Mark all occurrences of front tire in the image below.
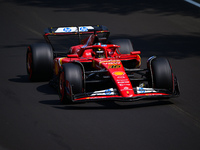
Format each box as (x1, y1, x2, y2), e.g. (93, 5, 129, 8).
(149, 57, 174, 92)
(59, 63, 84, 104)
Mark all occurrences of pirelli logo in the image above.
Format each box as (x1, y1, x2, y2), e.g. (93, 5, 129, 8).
(108, 65, 121, 69)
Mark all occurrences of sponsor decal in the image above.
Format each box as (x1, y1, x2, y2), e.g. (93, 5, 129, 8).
(116, 76, 125, 79)
(63, 27, 72, 32)
(138, 87, 145, 93)
(90, 88, 114, 96)
(112, 71, 125, 76)
(99, 60, 121, 65)
(120, 87, 132, 91)
(105, 89, 112, 95)
(108, 65, 121, 69)
(55, 27, 77, 33)
(117, 79, 128, 82)
(79, 26, 88, 32)
(101, 45, 107, 47)
(124, 87, 129, 90)
(85, 52, 91, 56)
(119, 84, 131, 86)
(79, 26, 94, 31)
(55, 26, 94, 33)
(136, 87, 156, 94)
(117, 81, 129, 84)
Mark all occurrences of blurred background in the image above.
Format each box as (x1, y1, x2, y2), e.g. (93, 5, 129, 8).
(0, 0, 200, 150)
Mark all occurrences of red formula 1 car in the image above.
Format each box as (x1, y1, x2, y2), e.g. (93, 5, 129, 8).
(26, 25, 180, 104)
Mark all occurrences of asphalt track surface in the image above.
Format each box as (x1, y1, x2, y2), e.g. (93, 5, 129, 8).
(0, 0, 200, 150)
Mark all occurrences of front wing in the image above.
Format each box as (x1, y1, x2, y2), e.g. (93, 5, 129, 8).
(72, 87, 179, 103)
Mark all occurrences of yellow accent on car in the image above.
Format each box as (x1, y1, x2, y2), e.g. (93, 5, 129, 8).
(113, 71, 125, 76)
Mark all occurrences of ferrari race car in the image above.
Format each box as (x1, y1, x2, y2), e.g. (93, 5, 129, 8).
(26, 25, 180, 104)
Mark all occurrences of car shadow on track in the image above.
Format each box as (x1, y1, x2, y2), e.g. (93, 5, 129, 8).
(9, 75, 173, 110)
(36, 81, 173, 110)
(9, 75, 58, 94)
(8, 75, 30, 83)
(39, 100, 173, 110)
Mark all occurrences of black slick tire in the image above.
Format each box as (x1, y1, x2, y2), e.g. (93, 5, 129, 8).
(26, 43, 53, 81)
(110, 39, 134, 54)
(150, 57, 174, 92)
(59, 63, 83, 104)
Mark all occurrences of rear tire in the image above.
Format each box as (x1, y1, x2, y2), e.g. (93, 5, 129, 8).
(150, 57, 174, 92)
(59, 63, 83, 104)
(110, 39, 134, 54)
(26, 43, 53, 81)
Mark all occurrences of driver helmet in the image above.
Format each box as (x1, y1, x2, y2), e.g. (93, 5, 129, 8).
(94, 48, 105, 58)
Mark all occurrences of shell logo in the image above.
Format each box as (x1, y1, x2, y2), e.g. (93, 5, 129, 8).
(112, 71, 125, 76)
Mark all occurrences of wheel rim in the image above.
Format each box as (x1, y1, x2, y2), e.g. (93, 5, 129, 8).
(59, 72, 65, 102)
(27, 48, 33, 79)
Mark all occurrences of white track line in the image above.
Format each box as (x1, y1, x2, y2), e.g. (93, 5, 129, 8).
(185, 0, 200, 7)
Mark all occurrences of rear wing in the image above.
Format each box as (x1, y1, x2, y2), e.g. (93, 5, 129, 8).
(44, 25, 109, 35)
(44, 25, 110, 48)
